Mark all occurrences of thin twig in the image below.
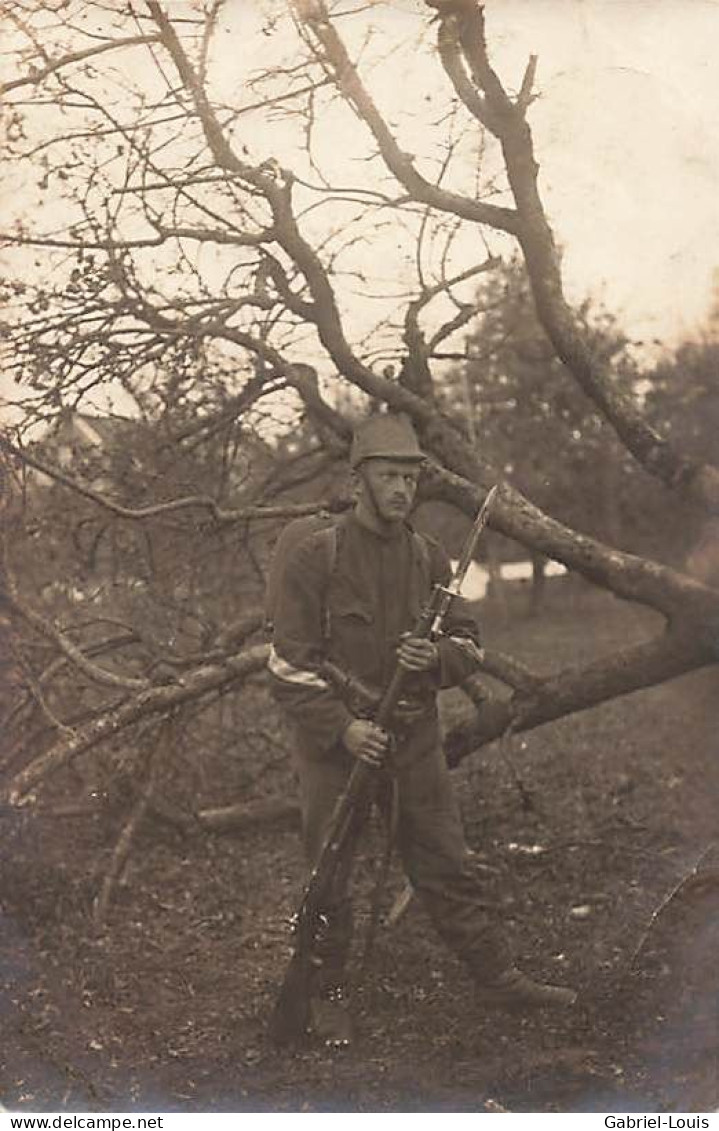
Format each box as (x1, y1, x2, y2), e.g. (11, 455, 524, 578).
(625, 843, 719, 973)
(2, 544, 148, 692)
(92, 722, 166, 926)
(2, 439, 343, 525)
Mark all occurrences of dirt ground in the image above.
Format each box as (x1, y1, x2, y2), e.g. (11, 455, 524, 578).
(1, 585, 717, 1113)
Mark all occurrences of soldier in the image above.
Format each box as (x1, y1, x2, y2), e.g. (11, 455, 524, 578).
(269, 413, 576, 1046)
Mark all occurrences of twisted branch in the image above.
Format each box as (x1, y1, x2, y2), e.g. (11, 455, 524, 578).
(6, 644, 270, 805)
(430, 0, 719, 513)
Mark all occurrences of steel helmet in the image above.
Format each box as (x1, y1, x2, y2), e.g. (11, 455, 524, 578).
(349, 413, 424, 469)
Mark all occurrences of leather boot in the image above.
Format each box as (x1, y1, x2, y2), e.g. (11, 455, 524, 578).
(307, 984, 355, 1049)
(476, 966, 577, 1011)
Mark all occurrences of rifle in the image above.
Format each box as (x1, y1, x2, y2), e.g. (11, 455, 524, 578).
(268, 486, 498, 1046)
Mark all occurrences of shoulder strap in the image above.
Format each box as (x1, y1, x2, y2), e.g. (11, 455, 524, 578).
(411, 529, 431, 578)
(265, 511, 337, 633)
(317, 522, 341, 642)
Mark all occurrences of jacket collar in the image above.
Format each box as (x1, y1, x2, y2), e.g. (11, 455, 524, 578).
(349, 507, 408, 542)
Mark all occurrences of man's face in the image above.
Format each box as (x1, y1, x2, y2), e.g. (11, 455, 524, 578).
(359, 458, 421, 523)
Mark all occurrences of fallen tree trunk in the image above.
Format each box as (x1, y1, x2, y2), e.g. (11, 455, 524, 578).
(446, 628, 714, 767)
(5, 644, 270, 805)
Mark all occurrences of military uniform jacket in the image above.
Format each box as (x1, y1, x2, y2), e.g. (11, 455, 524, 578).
(268, 511, 483, 760)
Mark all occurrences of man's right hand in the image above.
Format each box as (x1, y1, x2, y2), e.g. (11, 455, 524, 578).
(342, 719, 389, 767)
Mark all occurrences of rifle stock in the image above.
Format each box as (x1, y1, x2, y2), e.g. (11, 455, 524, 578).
(268, 758, 374, 1045)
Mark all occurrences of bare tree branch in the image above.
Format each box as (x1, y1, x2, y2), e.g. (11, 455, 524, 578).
(0, 34, 161, 96)
(421, 462, 719, 620)
(0, 225, 273, 251)
(6, 644, 270, 805)
(470, 650, 543, 693)
(291, 0, 519, 234)
(92, 723, 164, 925)
(3, 551, 149, 692)
(428, 0, 719, 513)
(516, 54, 538, 115)
(2, 440, 342, 525)
(446, 627, 712, 768)
(402, 258, 496, 397)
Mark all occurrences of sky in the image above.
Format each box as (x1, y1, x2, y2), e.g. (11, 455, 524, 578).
(208, 0, 719, 354)
(223, 0, 719, 352)
(351, 0, 719, 351)
(2, 0, 719, 423)
(488, 0, 719, 348)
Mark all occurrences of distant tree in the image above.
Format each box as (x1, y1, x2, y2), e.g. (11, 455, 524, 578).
(439, 255, 636, 548)
(646, 340, 719, 469)
(642, 328, 719, 578)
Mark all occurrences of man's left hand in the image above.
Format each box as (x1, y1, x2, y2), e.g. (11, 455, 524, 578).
(396, 633, 439, 673)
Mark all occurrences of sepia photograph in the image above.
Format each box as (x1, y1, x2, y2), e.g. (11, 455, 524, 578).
(1, 0, 717, 1116)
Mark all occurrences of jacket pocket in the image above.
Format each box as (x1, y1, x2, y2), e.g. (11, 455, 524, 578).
(328, 595, 376, 678)
(332, 598, 373, 624)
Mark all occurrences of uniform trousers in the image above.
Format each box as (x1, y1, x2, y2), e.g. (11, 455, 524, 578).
(293, 716, 510, 988)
